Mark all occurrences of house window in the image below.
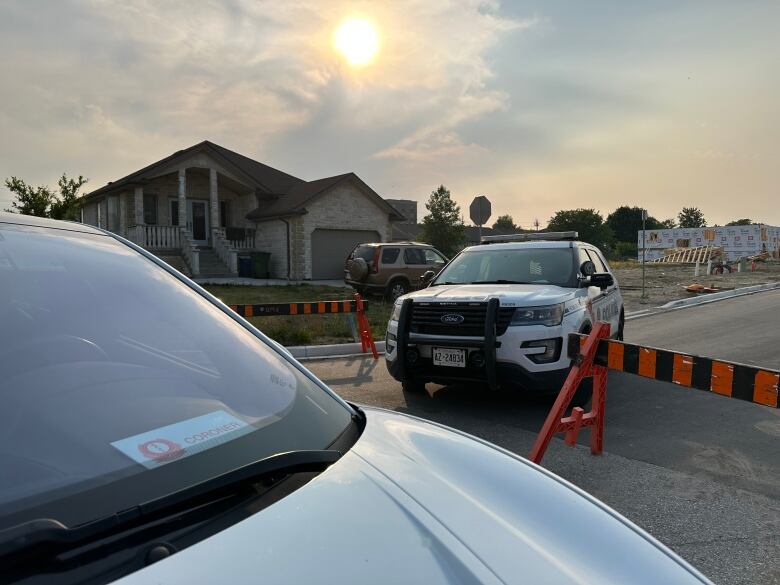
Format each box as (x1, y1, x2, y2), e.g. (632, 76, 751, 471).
(143, 194, 158, 225)
(220, 200, 229, 228)
(170, 200, 179, 226)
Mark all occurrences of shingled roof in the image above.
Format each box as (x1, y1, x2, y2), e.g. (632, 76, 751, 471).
(82, 140, 403, 222)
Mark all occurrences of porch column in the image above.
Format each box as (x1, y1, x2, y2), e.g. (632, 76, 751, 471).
(209, 168, 219, 232)
(178, 168, 187, 229)
(119, 192, 127, 236)
(134, 186, 144, 225)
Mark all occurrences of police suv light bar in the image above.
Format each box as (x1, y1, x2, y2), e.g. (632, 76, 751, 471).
(480, 231, 579, 244)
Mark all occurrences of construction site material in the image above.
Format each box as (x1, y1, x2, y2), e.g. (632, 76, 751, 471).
(649, 245, 721, 264)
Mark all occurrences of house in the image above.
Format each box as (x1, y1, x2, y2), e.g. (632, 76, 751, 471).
(637, 224, 780, 261)
(78, 141, 403, 279)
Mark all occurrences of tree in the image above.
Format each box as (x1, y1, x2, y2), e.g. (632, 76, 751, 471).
(50, 174, 88, 220)
(419, 185, 465, 257)
(726, 218, 752, 226)
(658, 218, 676, 229)
(491, 214, 517, 231)
(4, 173, 87, 219)
(605, 206, 662, 243)
(546, 208, 613, 250)
(4, 177, 55, 217)
(677, 207, 706, 228)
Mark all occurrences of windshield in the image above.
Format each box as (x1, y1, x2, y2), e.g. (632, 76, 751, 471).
(433, 247, 577, 288)
(0, 222, 354, 530)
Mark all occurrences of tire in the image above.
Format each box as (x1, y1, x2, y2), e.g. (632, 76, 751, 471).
(349, 258, 369, 281)
(616, 310, 625, 341)
(402, 379, 427, 394)
(386, 278, 410, 301)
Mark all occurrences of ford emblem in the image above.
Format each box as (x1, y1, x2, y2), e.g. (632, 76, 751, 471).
(441, 314, 465, 325)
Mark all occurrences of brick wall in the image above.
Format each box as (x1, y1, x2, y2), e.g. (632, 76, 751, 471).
(291, 183, 391, 279)
(253, 219, 289, 278)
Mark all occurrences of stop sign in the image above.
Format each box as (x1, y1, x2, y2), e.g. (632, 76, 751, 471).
(469, 196, 491, 226)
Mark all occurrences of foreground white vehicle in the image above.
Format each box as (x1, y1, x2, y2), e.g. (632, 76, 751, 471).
(386, 233, 624, 397)
(1, 216, 708, 585)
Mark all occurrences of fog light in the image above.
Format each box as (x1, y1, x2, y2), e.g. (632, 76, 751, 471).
(468, 350, 486, 368)
(405, 347, 420, 364)
(521, 338, 562, 364)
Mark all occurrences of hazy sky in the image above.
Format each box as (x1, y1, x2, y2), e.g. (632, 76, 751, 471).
(1, 0, 777, 227)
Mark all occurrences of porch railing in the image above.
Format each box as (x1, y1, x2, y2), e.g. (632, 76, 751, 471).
(133, 224, 181, 249)
(212, 228, 239, 275)
(181, 229, 200, 276)
(223, 227, 256, 250)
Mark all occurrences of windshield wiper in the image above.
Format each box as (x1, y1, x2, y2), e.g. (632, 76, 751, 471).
(469, 280, 528, 285)
(429, 281, 457, 286)
(0, 449, 340, 561)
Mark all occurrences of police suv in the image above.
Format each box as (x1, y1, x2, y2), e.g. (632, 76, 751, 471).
(385, 232, 624, 398)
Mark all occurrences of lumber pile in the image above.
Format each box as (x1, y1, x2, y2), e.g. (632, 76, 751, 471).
(650, 245, 722, 264)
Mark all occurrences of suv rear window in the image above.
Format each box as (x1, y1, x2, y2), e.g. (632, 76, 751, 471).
(381, 248, 400, 264)
(351, 245, 375, 261)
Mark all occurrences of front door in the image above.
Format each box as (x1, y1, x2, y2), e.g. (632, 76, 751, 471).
(187, 201, 209, 246)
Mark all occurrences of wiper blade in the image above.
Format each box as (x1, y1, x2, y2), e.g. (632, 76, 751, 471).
(429, 281, 457, 286)
(0, 449, 340, 560)
(469, 280, 527, 285)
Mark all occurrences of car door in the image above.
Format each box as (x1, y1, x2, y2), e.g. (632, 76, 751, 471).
(585, 247, 621, 333)
(423, 248, 447, 275)
(403, 247, 429, 286)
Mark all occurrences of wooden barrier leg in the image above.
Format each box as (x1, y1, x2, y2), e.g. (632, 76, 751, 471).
(590, 364, 607, 455)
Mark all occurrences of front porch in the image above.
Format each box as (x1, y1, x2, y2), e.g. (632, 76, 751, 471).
(117, 166, 265, 277)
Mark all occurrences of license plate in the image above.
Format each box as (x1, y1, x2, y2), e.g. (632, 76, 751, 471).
(432, 347, 466, 368)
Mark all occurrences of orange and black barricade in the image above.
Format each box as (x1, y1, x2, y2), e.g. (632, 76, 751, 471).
(230, 293, 379, 359)
(530, 324, 779, 465)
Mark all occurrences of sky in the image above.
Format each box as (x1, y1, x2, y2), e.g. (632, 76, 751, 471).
(1, 0, 778, 228)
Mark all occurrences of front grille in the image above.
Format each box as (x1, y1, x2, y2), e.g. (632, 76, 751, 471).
(410, 302, 515, 337)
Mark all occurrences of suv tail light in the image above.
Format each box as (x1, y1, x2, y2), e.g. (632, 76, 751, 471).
(370, 247, 381, 274)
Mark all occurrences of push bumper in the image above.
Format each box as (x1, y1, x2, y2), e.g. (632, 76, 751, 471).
(387, 297, 569, 392)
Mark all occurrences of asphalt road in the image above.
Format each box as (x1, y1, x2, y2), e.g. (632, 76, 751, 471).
(306, 290, 780, 585)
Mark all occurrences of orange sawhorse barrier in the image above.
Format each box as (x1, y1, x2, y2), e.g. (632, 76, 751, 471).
(528, 322, 611, 464)
(354, 293, 379, 359)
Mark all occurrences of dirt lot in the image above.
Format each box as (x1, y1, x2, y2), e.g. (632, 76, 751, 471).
(614, 260, 780, 312)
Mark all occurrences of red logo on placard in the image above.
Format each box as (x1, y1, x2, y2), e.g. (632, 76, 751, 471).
(138, 438, 183, 462)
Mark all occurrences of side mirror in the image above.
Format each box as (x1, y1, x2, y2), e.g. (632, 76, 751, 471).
(421, 270, 436, 285)
(589, 272, 614, 290)
(580, 260, 596, 277)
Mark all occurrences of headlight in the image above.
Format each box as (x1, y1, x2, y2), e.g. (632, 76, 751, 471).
(391, 300, 403, 321)
(510, 303, 564, 327)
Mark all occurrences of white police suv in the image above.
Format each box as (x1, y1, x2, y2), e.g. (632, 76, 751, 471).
(385, 232, 624, 398)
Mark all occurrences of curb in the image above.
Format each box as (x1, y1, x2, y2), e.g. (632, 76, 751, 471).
(288, 341, 386, 360)
(659, 282, 780, 310)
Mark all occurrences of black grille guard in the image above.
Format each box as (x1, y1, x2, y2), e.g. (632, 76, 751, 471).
(396, 297, 501, 390)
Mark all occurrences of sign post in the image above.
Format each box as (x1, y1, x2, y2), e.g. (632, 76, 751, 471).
(641, 209, 647, 300)
(469, 196, 492, 239)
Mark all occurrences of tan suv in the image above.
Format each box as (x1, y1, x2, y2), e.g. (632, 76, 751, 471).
(344, 242, 448, 299)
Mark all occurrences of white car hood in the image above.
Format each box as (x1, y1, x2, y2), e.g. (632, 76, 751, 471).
(116, 408, 709, 585)
(403, 283, 576, 306)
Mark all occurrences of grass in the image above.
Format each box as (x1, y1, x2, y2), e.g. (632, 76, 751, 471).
(203, 284, 392, 346)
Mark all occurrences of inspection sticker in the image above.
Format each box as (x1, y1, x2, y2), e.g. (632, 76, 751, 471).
(111, 410, 253, 469)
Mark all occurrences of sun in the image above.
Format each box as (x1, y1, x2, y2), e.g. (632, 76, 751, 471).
(333, 18, 379, 66)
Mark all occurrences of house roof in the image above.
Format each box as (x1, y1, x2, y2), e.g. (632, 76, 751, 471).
(246, 172, 405, 222)
(82, 140, 404, 222)
(83, 140, 305, 200)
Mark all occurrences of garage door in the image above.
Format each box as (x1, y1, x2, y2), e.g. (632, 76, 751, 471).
(311, 229, 380, 279)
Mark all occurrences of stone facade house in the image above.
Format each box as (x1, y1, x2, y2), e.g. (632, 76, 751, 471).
(78, 141, 403, 279)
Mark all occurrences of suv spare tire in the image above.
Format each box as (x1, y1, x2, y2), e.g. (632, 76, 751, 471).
(349, 257, 369, 281)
